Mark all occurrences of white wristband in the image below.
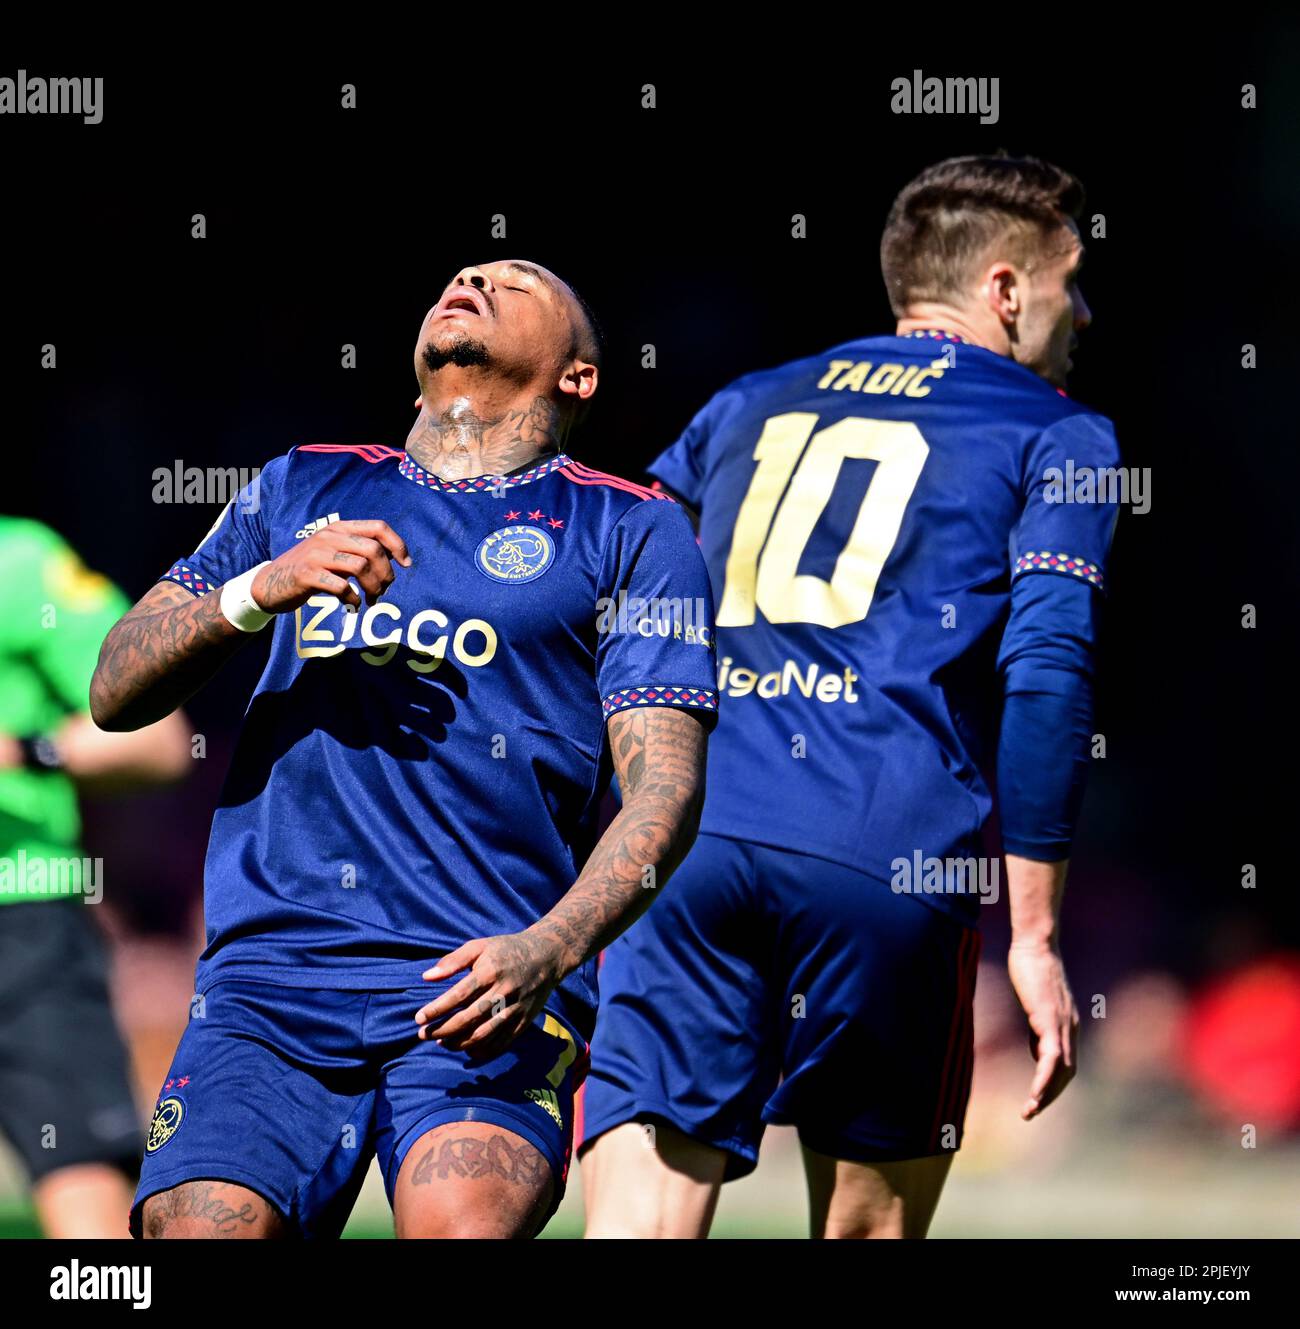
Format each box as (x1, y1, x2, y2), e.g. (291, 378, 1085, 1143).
(220, 562, 274, 632)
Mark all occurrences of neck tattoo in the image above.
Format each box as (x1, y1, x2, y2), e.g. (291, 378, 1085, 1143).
(405, 395, 561, 481)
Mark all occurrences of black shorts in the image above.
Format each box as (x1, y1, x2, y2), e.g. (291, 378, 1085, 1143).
(0, 901, 142, 1182)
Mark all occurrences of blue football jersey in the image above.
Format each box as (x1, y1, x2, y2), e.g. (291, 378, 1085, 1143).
(159, 446, 719, 1041)
(649, 333, 1120, 924)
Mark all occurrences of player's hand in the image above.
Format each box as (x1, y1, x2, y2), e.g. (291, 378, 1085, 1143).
(1006, 939, 1078, 1121)
(414, 929, 566, 1060)
(250, 520, 412, 614)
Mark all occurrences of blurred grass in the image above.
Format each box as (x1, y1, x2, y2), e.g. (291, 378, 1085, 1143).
(0, 1201, 789, 1240)
(0, 1202, 40, 1240)
(5, 1121, 1297, 1239)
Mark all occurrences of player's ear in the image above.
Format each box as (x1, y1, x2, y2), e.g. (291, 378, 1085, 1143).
(982, 262, 1019, 324)
(558, 359, 598, 406)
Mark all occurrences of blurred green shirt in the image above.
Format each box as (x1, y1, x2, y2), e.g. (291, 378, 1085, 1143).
(0, 517, 130, 901)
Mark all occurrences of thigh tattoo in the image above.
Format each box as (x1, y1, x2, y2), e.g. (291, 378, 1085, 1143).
(410, 1133, 548, 1187)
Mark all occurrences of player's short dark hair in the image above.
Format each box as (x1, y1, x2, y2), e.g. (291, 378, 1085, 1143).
(880, 153, 1085, 317)
(566, 282, 605, 372)
(555, 276, 604, 434)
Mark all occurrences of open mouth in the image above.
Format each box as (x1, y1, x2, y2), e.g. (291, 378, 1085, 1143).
(438, 289, 489, 319)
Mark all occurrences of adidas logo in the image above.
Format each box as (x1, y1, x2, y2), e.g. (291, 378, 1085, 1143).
(525, 1087, 562, 1126)
(295, 513, 341, 539)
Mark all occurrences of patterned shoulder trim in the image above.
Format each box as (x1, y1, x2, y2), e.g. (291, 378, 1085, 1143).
(159, 562, 217, 597)
(602, 685, 718, 719)
(1014, 551, 1104, 591)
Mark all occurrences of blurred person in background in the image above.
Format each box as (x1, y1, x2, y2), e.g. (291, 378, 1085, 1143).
(0, 516, 191, 1237)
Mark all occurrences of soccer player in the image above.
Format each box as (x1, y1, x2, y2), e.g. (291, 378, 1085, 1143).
(580, 155, 1121, 1238)
(0, 518, 191, 1237)
(90, 261, 716, 1239)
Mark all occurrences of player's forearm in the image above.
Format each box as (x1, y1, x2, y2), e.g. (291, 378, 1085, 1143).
(529, 784, 704, 976)
(1005, 853, 1068, 949)
(90, 588, 247, 732)
(996, 573, 1100, 860)
(529, 709, 707, 975)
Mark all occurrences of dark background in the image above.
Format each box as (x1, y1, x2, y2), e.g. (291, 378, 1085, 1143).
(3, 44, 1294, 996)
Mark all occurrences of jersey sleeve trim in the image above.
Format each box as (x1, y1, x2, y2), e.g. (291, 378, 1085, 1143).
(158, 561, 218, 597)
(601, 685, 718, 720)
(1013, 550, 1104, 592)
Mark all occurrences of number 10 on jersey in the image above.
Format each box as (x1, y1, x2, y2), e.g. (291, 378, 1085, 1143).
(716, 413, 929, 629)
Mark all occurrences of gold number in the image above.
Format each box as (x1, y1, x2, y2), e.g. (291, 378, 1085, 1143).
(541, 1014, 577, 1087)
(716, 413, 817, 625)
(716, 414, 929, 629)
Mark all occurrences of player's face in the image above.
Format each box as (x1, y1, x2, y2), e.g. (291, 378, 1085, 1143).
(416, 260, 578, 383)
(1020, 221, 1090, 387)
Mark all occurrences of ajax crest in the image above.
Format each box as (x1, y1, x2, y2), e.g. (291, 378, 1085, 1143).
(145, 1095, 185, 1154)
(476, 525, 555, 583)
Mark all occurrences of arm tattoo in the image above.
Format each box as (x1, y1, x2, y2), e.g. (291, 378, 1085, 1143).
(614, 711, 647, 796)
(90, 580, 250, 731)
(531, 707, 707, 973)
(256, 559, 306, 606)
(405, 396, 560, 482)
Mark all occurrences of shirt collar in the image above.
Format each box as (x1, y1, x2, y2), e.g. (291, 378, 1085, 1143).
(397, 451, 571, 494)
(899, 328, 970, 344)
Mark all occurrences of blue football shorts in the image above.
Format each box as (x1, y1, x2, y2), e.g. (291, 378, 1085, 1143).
(130, 978, 588, 1237)
(581, 832, 981, 1177)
